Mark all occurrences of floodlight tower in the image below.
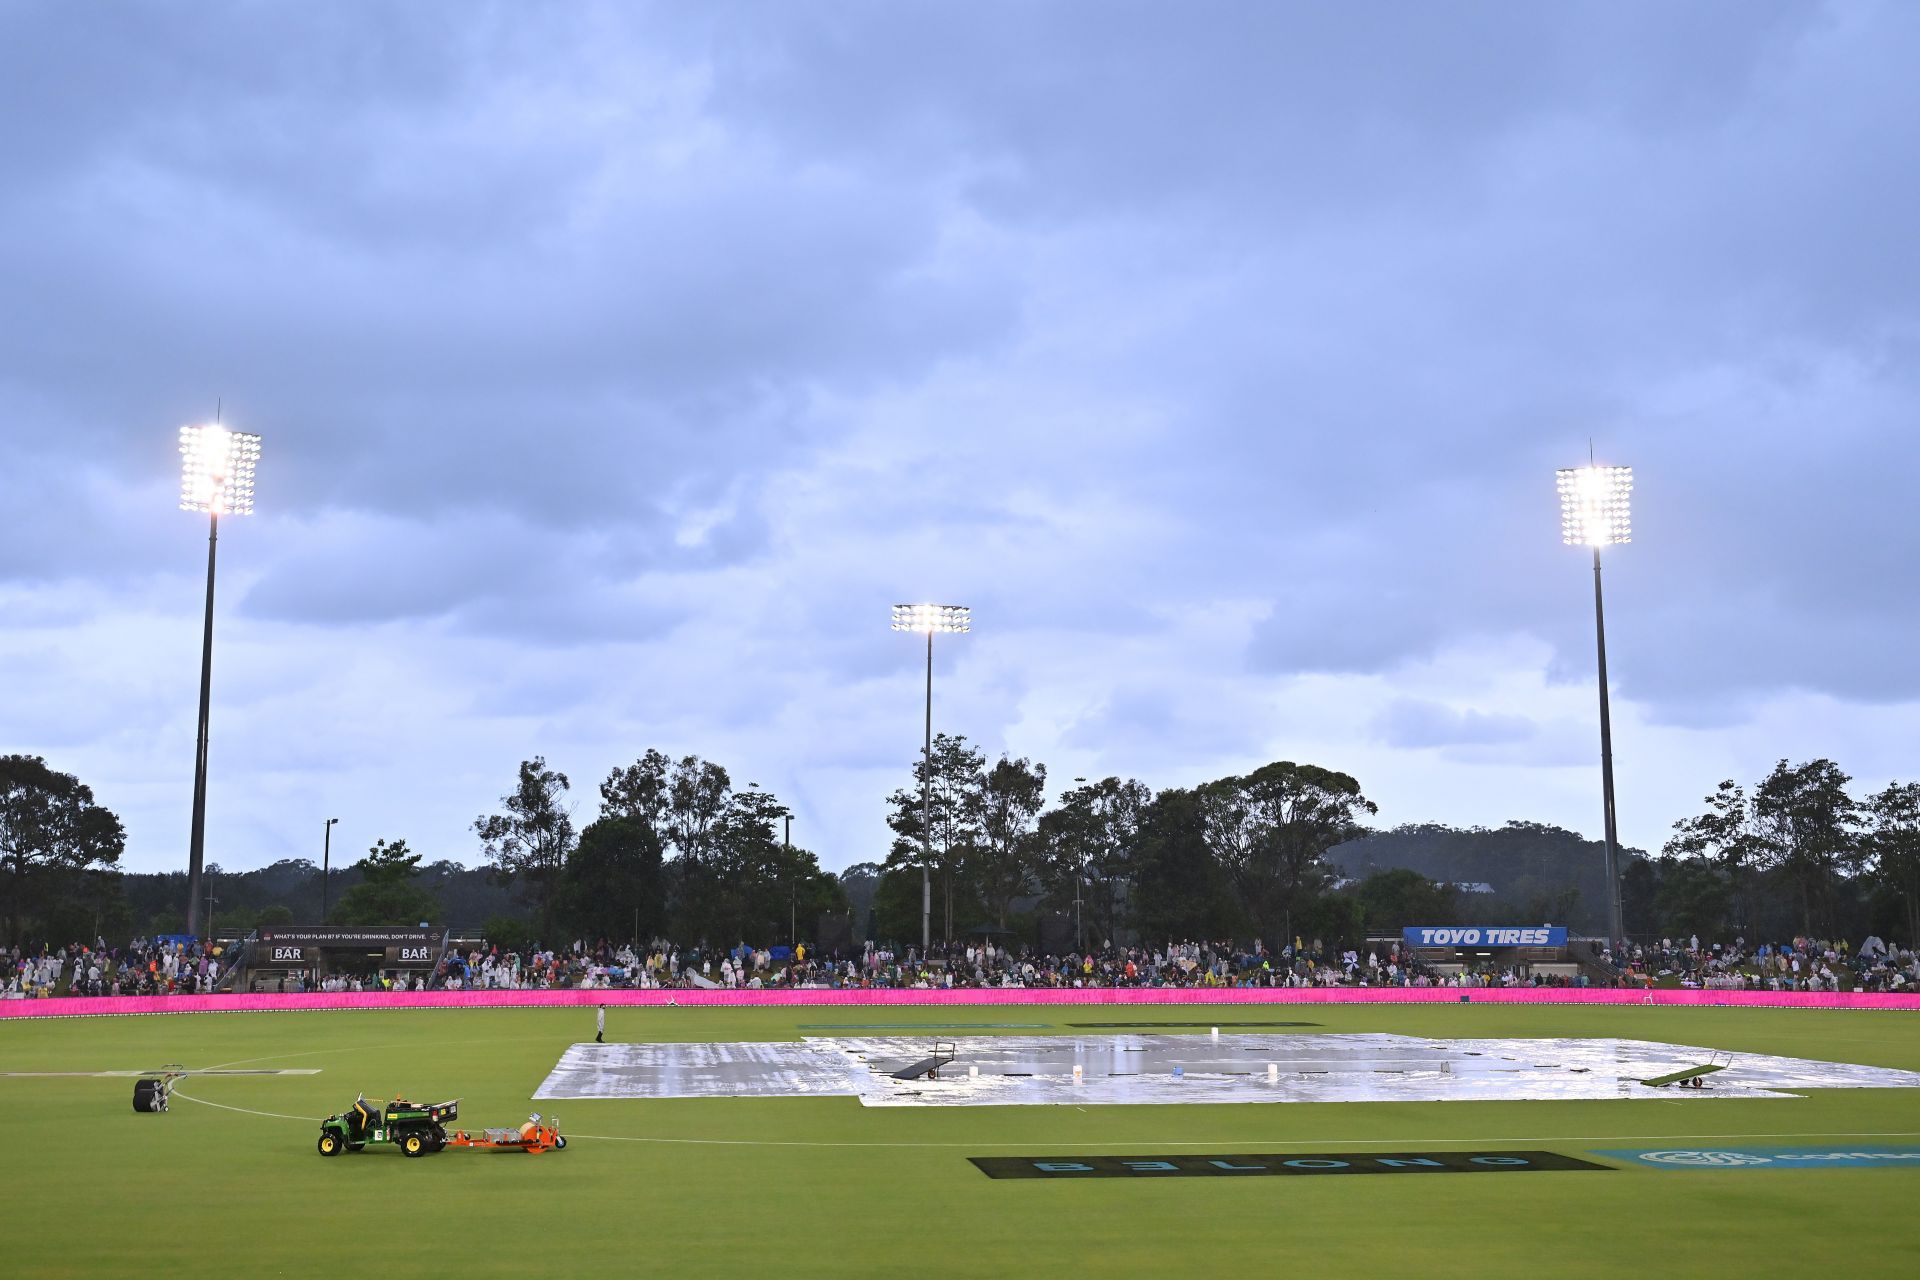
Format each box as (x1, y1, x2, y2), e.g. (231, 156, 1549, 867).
(891, 603, 971, 954)
(1067, 776, 1094, 951)
(1557, 464, 1631, 947)
(179, 423, 261, 937)
(322, 817, 340, 921)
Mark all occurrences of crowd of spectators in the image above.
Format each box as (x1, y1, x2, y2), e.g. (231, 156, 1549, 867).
(421, 936, 1544, 991)
(438, 943, 582, 991)
(3, 937, 225, 998)
(7, 928, 1918, 998)
(1603, 934, 1919, 994)
(810, 939, 1468, 990)
(425, 936, 1461, 991)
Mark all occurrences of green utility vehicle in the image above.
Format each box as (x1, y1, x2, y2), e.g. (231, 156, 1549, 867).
(316, 1095, 458, 1157)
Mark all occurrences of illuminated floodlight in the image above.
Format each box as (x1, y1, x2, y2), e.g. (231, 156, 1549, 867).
(891, 603, 971, 634)
(1557, 465, 1631, 547)
(177, 418, 263, 937)
(179, 425, 262, 516)
(1554, 459, 1633, 946)
(891, 600, 973, 952)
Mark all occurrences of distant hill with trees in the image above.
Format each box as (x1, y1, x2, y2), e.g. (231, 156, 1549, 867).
(1326, 821, 1640, 935)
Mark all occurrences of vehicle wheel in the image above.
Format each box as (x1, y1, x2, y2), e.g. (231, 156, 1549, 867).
(555, 1136, 567, 1150)
(401, 1133, 426, 1158)
(318, 1134, 342, 1157)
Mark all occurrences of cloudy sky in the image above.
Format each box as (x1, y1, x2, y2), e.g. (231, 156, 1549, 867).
(5, 1, 1918, 877)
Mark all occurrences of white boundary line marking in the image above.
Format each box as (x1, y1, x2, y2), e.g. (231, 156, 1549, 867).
(0, 1069, 320, 1078)
(168, 1090, 1920, 1159)
(560, 1128, 1920, 1150)
(172, 1090, 1912, 1159)
(171, 1089, 320, 1122)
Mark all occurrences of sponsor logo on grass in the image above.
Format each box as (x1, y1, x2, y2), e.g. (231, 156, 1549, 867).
(971, 1151, 1609, 1179)
(1637, 1150, 1775, 1167)
(1597, 1146, 1920, 1170)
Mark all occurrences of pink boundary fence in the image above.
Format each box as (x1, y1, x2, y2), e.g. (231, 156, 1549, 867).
(4, 987, 1918, 1018)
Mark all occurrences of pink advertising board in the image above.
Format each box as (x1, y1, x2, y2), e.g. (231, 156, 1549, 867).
(4, 986, 1917, 1018)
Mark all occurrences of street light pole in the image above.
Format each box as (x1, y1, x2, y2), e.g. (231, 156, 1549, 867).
(1558, 463, 1632, 947)
(892, 604, 970, 956)
(178, 424, 260, 937)
(785, 813, 795, 948)
(322, 817, 340, 921)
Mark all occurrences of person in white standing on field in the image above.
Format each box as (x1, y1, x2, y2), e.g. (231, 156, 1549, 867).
(596, 1004, 606, 1044)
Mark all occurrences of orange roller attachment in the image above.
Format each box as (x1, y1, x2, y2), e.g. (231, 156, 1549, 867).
(445, 1114, 566, 1153)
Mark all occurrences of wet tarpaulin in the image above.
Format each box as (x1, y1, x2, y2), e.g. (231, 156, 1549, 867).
(1063, 1021, 1321, 1028)
(531, 1033, 1920, 1108)
(535, 1038, 860, 1100)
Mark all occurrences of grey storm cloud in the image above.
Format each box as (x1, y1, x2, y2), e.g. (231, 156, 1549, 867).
(3, 0, 1919, 873)
(1372, 698, 1537, 751)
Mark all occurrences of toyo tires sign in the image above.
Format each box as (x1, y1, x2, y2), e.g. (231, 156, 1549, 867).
(1403, 927, 1568, 947)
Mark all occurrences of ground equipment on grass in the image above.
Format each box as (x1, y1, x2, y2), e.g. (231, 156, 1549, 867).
(102, 1064, 319, 1114)
(316, 1095, 459, 1157)
(1640, 1050, 1734, 1089)
(892, 1039, 957, 1080)
(133, 1066, 187, 1113)
(445, 1113, 567, 1153)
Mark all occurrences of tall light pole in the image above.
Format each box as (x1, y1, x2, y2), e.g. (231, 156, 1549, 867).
(322, 817, 340, 921)
(891, 603, 970, 954)
(1557, 463, 1631, 946)
(179, 423, 261, 937)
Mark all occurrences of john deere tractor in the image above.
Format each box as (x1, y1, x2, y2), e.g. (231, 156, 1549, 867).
(316, 1095, 458, 1158)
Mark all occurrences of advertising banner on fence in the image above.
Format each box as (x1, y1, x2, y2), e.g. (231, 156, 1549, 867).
(253, 927, 444, 966)
(1402, 926, 1568, 948)
(7, 987, 1918, 1018)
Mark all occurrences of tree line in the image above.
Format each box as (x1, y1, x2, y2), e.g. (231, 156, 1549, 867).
(1648, 758, 1919, 945)
(856, 737, 1380, 952)
(845, 738, 1659, 948)
(6, 746, 1916, 950)
(2, 747, 851, 949)
(813, 744, 1919, 950)
(1, 755, 127, 945)
(471, 751, 846, 949)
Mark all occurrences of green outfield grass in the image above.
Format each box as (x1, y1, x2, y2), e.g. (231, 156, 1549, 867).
(3, 1003, 1918, 1277)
